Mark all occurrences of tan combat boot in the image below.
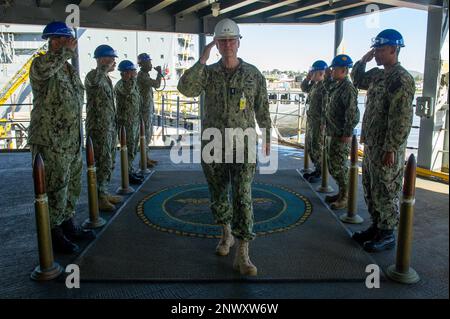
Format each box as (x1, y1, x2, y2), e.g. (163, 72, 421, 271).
(325, 192, 340, 204)
(233, 240, 257, 276)
(146, 158, 155, 168)
(98, 195, 116, 212)
(215, 224, 235, 256)
(106, 194, 123, 205)
(330, 191, 348, 210)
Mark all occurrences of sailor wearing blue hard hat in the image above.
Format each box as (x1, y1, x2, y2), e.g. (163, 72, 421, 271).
(301, 59, 329, 183)
(136, 52, 162, 168)
(329, 54, 353, 82)
(350, 29, 416, 253)
(28, 21, 95, 254)
(41, 21, 77, 53)
(93, 44, 118, 72)
(84, 44, 121, 212)
(362, 29, 405, 67)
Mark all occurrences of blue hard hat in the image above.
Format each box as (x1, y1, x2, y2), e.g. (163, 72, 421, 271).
(330, 54, 353, 68)
(42, 21, 75, 40)
(137, 53, 151, 63)
(311, 60, 328, 71)
(118, 60, 137, 72)
(94, 44, 118, 59)
(371, 29, 405, 48)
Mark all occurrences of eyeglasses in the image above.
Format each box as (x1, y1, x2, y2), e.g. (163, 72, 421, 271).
(217, 38, 238, 44)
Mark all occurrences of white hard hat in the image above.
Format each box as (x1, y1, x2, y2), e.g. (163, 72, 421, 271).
(214, 18, 241, 40)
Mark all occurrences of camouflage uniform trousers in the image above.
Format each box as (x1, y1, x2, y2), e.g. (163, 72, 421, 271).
(306, 119, 324, 172)
(362, 144, 405, 230)
(201, 161, 257, 241)
(141, 109, 153, 155)
(31, 144, 82, 228)
(121, 122, 139, 174)
(326, 136, 351, 194)
(87, 129, 117, 196)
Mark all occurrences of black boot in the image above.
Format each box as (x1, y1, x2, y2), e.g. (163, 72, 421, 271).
(61, 218, 96, 242)
(303, 171, 313, 179)
(363, 229, 396, 253)
(51, 226, 79, 254)
(134, 171, 145, 178)
(129, 173, 144, 185)
(352, 224, 378, 245)
(307, 170, 322, 183)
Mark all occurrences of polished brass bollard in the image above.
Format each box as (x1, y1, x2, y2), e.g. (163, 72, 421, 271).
(31, 153, 63, 281)
(83, 137, 106, 229)
(138, 120, 150, 175)
(317, 136, 334, 193)
(386, 154, 420, 284)
(340, 135, 364, 224)
(116, 126, 135, 195)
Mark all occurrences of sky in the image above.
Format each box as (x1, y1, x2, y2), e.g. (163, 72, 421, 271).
(207, 7, 449, 74)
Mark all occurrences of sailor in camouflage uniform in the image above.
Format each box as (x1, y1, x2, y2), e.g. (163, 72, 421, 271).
(301, 60, 328, 183)
(29, 22, 94, 254)
(85, 44, 122, 212)
(137, 53, 162, 168)
(178, 19, 271, 276)
(351, 29, 415, 252)
(323, 54, 359, 210)
(115, 60, 144, 185)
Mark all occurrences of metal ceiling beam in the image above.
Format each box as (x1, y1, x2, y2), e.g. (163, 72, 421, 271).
(197, 0, 261, 17)
(370, 0, 443, 11)
(234, 0, 301, 19)
(236, 14, 331, 24)
(297, 0, 370, 19)
(318, 3, 395, 22)
(173, 0, 211, 16)
(228, 0, 293, 19)
(78, 0, 96, 9)
(36, 0, 54, 7)
(111, 0, 136, 11)
(145, 0, 178, 14)
(267, 0, 343, 19)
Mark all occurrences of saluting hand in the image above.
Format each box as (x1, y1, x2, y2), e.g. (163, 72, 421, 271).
(361, 49, 375, 63)
(199, 40, 217, 65)
(65, 38, 78, 52)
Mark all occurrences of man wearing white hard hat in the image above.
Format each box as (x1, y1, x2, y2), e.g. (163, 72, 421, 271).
(178, 18, 272, 276)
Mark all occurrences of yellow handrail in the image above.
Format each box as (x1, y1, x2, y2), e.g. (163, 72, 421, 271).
(0, 48, 46, 106)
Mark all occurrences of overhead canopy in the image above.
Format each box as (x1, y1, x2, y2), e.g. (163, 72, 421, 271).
(0, 0, 445, 34)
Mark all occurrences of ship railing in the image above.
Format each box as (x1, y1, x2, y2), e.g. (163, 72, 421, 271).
(0, 96, 202, 151)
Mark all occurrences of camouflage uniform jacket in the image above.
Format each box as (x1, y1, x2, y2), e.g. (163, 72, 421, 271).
(301, 79, 327, 125)
(85, 65, 116, 134)
(177, 59, 271, 144)
(351, 61, 415, 152)
(28, 48, 84, 151)
(115, 78, 141, 129)
(324, 77, 359, 137)
(137, 70, 161, 115)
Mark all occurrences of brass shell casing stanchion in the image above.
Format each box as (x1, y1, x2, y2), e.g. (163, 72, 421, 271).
(83, 137, 106, 229)
(340, 135, 364, 224)
(317, 136, 334, 193)
(138, 120, 150, 175)
(116, 126, 135, 195)
(386, 154, 420, 284)
(31, 154, 63, 281)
